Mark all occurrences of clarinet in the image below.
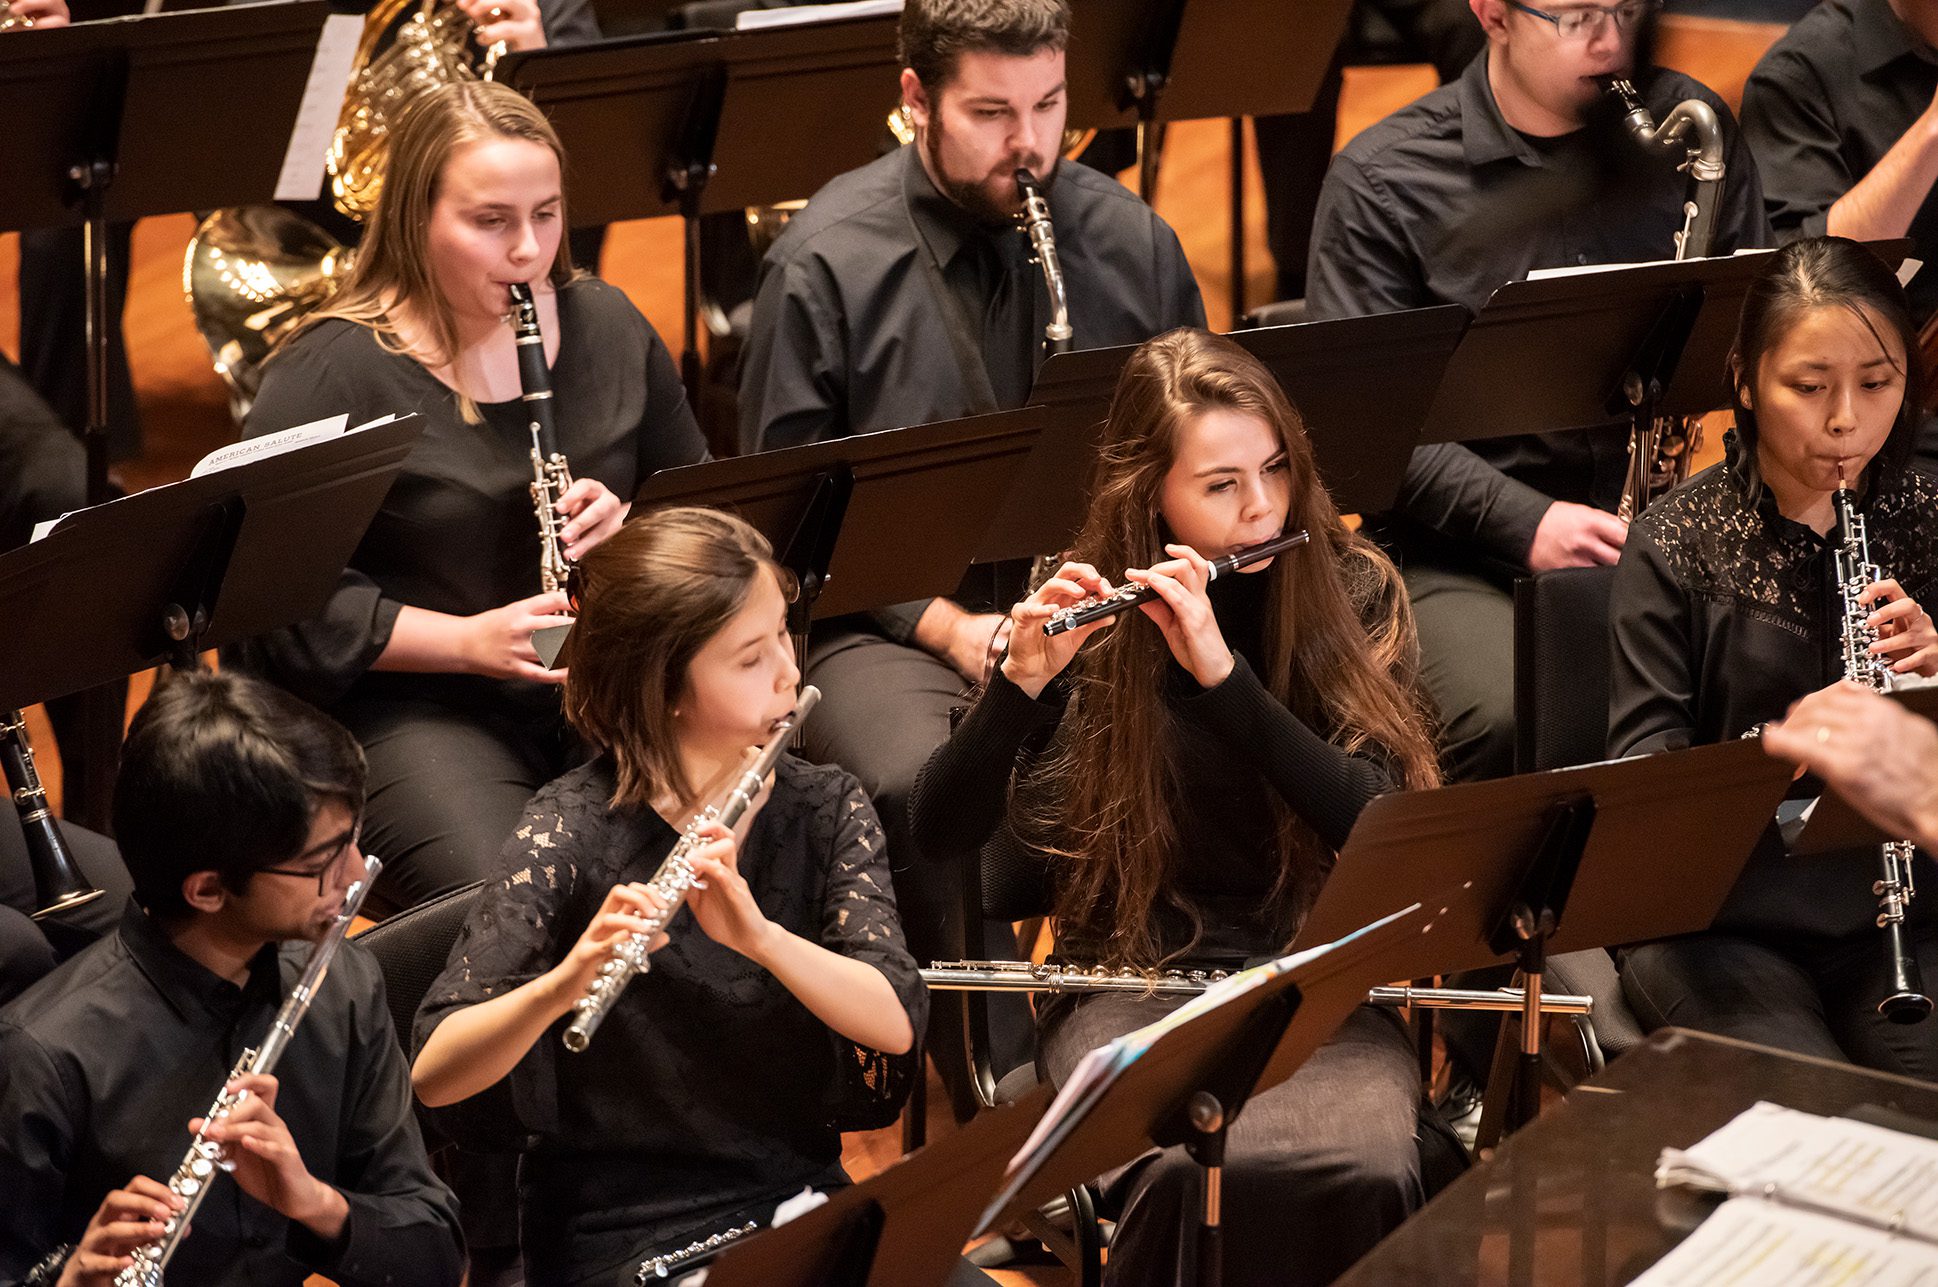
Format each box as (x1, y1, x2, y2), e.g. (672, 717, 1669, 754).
(1830, 476, 1933, 1024)
(1014, 167, 1072, 358)
(1603, 77, 1726, 521)
(1042, 530, 1310, 637)
(116, 855, 381, 1287)
(0, 710, 103, 918)
(508, 282, 574, 595)
(563, 687, 822, 1052)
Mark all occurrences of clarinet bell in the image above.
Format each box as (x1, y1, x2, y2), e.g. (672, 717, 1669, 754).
(32, 858, 105, 920)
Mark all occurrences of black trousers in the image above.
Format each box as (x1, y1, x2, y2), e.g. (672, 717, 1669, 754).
(1621, 928, 1938, 1081)
(1039, 996, 1424, 1287)
(1404, 562, 1516, 785)
(801, 625, 1034, 1120)
(338, 696, 581, 913)
(17, 224, 141, 463)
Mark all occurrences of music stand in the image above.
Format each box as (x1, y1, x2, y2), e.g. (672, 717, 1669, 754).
(632, 407, 1052, 660)
(1292, 737, 1798, 1138)
(0, 417, 424, 713)
(0, 2, 329, 505)
(498, 14, 901, 401)
(1782, 685, 1938, 857)
(985, 305, 1469, 562)
(696, 1085, 1053, 1287)
(1060, 0, 1354, 200)
(974, 904, 1442, 1287)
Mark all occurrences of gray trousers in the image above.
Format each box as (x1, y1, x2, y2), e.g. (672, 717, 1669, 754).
(1039, 996, 1424, 1287)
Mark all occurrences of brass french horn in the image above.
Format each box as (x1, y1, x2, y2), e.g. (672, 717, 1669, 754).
(184, 0, 506, 417)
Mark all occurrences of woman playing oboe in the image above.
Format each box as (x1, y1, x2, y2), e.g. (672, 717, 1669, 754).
(1610, 236, 1938, 1076)
(411, 507, 926, 1287)
(910, 327, 1441, 1287)
(227, 81, 706, 910)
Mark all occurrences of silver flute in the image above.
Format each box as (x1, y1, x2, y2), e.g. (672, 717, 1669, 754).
(563, 687, 822, 1052)
(635, 1221, 759, 1282)
(1831, 476, 1932, 1024)
(1042, 530, 1311, 637)
(921, 960, 1592, 1015)
(508, 282, 574, 595)
(117, 855, 381, 1287)
(1014, 167, 1072, 358)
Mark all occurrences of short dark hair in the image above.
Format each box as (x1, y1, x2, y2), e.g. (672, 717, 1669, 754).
(899, 0, 1070, 92)
(114, 670, 367, 920)
(561, 506, 795, 812)
(1729, 237, 1925, 503)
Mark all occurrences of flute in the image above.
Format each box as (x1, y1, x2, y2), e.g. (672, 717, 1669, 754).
(1042, 530, 1311, 637)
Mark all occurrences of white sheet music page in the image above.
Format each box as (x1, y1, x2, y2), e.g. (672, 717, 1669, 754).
(1657, 1101, 1938, 1243)
(274, 13, 364, 203)
(1632, 1196, 1938, 1287)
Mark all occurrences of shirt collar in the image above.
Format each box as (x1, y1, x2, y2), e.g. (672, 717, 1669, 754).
(1854, 1, 1933, 76)
(1459, 48, 1548, 169)
(118, 896, 284, 1023)
(901, 141, 1006, 270)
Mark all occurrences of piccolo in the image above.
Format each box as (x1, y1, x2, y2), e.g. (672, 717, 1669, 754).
(1042, 529, 1311, 637)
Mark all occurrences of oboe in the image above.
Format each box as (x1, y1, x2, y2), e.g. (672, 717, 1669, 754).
(0, 710, 103, 918)
(1830, 474, 1933, 1024)
(563, 687, 822, 1052)
(920, 960, 1592, 1015)
(117, 855, 381, 1287)
(508, 282, 574, 595)
(1014, 167, 1072, 358)
(1042, 530, 1311, 637)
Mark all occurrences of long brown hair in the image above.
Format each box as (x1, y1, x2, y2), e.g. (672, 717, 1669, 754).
(279, 81, 580, 420)
(1033, 328, 1439, 967)
(562, 507, 796, 813)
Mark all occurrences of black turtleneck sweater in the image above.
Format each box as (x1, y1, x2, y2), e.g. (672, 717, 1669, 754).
(908, 567, 1401, 967)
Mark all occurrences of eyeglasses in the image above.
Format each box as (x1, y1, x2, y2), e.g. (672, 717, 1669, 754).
(260, 823, 361, 896)
(1505, 0, 1658, 40)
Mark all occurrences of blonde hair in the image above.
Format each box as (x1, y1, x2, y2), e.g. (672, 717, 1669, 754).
(279, 81, 580, 421)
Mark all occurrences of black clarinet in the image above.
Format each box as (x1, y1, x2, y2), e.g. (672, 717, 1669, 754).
(508, 282, 574, 596)
(0, 710, 103, 919)
(1042, 530, 1311, 636)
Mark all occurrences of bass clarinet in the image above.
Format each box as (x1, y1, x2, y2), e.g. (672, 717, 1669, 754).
(1015, 167, 1072, 358)
(508, 281, 574, 595)
(1603, 76, 1726, 520)
(1830, 472, 1932, 1024)
(563, 687, 822, 1052)
(116, 855, 381, 1287)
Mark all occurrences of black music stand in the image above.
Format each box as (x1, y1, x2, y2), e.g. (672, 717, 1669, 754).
(972, 904, 1441, 1287)
(632, 406, 1053, 661)
(1782, 685, 1938, 857)
(987, 306, 1470, 559)
(0, 2, 329, 504)
(696, 1085, 1052, 1287)
(498, 13, 900, 401)
(1292, 737, 1798, 1139)
(0, 418, 423, 714)
(1060, 0, 1354, 201)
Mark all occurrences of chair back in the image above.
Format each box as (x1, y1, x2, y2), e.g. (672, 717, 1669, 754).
(354, 881, 485, 1055)
(1512, 564, 1618, 773)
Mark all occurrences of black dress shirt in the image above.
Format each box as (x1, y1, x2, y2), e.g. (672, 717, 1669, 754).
(1307, 52, 1771, 572)
(1607, 454, 1938, 939)
(1741, 0, 1938, 321)
(226, 279, 707, 717)
(908, 564, 1404, 969)
(739, 145, 1204, 640)
(413, 755, 925, 1287)
(0, 901, 462, 1287)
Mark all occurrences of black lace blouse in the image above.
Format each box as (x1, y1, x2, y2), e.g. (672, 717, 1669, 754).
(412, 754, 925, 1287)
(1608, 453, 1938, 938)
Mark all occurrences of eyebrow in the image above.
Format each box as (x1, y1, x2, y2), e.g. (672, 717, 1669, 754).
(1193, 451, 1287, 479)
(466, 196, 562, 212)
(293, 826, 357, 863)
(963, 82, 1066, 108)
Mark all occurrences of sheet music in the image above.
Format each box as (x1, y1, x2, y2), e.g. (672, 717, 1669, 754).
(1631, 1197, 1938, 1287)
(1525, 247, 1773, 281)
(274, 13, 363, 203)
(190, 414, 349, 478)
(735, 0, 902, 29)
(1658, 1101, 1938, 1244)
